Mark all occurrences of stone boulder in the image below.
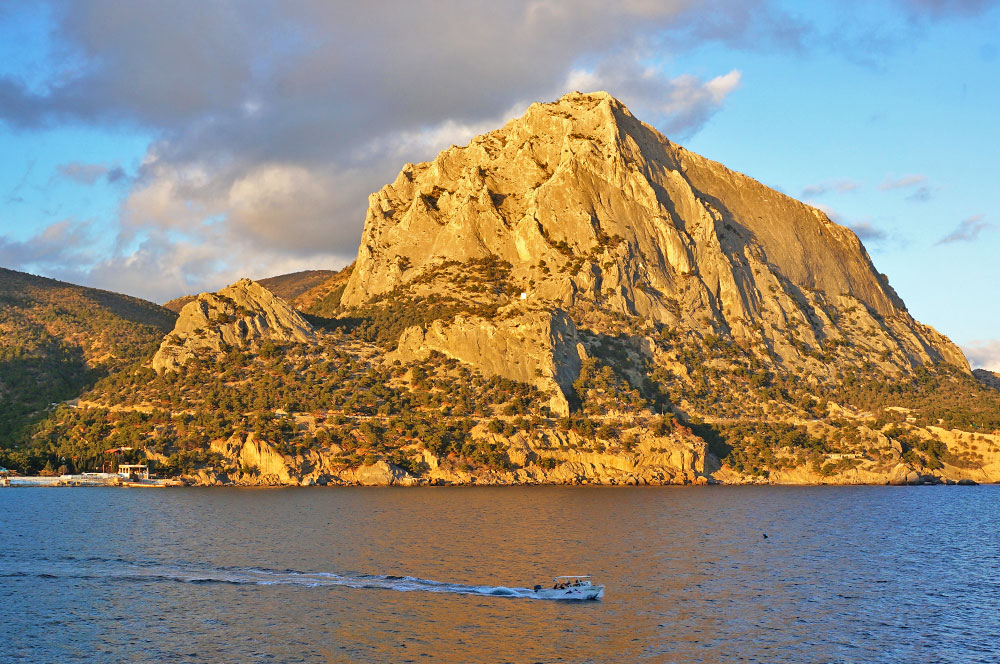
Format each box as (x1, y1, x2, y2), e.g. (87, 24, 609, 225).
(338, 461, 416, 486)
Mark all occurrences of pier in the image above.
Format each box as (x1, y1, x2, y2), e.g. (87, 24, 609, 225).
(0, 465, 181, 488)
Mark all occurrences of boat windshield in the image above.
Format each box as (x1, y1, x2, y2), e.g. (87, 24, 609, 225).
(552, 575, 593, 586)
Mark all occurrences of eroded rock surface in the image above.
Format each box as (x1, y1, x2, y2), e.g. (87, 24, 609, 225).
(152, 278, 314, 372)
(391, 308, 582, 415)
(189, 421, 711, 487)
(341, 91, 966, 376)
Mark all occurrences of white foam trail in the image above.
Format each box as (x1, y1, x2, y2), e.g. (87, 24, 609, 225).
(18, 558, 568, 600)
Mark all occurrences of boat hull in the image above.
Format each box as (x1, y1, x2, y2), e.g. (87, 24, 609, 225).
(533, 585, 604, 601)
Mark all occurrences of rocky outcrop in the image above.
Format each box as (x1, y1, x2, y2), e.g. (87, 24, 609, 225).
(338, 461, 418, 486)
(187, 421, 711, 487)
(340, 91, 966, 376)
(152, 278, 314, 372)
(210, 432, 294, 484)
(391, 307, 582, 415)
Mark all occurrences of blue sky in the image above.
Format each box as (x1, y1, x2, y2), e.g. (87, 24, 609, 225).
(0, 0, 997, 369)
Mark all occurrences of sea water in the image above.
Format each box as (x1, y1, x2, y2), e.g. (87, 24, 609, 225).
(2, 485, 998, 663)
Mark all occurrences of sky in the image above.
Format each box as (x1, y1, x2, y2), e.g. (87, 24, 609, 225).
(0, 0, 997, 370)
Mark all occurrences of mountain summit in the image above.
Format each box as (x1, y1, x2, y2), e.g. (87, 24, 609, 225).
(342, 91, 964, 377)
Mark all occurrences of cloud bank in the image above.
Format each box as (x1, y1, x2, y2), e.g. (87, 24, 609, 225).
(3, 1, 807, 301)
(0, 0, 994, 301)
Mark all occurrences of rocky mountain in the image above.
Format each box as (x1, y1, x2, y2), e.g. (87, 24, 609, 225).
(152, 278, 315, 372)
(342, 91, 964, 382)
(5, 93, 999, 486)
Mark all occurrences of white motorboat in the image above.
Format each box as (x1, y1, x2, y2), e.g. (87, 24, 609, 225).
(532, 575, 604, 601)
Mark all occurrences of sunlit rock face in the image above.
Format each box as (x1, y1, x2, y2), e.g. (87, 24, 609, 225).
(391, 307, 583, 416)
(341, 90, 966, 375)
(152, 278, 314, 372)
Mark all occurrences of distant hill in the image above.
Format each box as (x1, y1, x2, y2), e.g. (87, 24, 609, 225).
(162, 294, 197, 313)
(0, 267, 176, 458)
(162, 269, 343, 314)
(974, 368, 1000, 391)
(284, 264, 354, 318)
(259, 270, 339, 302)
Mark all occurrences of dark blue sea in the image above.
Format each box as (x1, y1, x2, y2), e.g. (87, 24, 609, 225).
(2, 486, 998, 663)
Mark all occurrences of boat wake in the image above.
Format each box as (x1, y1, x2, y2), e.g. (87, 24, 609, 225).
(2, 555, 557, 600)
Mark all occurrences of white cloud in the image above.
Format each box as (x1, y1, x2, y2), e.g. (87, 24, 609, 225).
(962, 339, 1000, 372)
(82, 228, 353, 303)
(0, 1, 808, 300)
(353, 113, 521, 167)
(566, 61, 742, 138)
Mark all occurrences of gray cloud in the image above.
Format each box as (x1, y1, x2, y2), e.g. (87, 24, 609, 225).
(0, 220, 98, 275)
(57, 162, 109, 185)
(936, 215, 992, 244)
(2, 1, 986, 301)
(105, 166, 127, 183)
(848, 221, 888, 241)
(879, 173, 937, 202)
(801, 178, 861, 197)
(905, 185, 933, 202)
(2, 1, 804, 301)
(808, 201, 888, 244)
(897, 0, 999, 18)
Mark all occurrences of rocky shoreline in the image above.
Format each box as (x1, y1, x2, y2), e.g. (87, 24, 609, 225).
(167, 428, 990, 488)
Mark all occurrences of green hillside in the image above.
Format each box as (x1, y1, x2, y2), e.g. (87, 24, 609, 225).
(0, 267, 176, 469)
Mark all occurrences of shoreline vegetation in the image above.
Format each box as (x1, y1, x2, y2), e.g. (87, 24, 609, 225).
(7, 321, 995, 488)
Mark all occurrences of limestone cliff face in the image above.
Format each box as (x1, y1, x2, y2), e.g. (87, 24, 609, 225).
(391, 308, 582, 415)
(152, 278, 314, 372)
(340, 91, 965, 374)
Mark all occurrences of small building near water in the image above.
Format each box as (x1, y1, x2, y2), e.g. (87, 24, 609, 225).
(118, 464, 150, 481)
